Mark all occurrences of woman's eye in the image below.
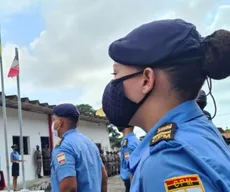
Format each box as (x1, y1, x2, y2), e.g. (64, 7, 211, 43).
(111, 72, 117, 76)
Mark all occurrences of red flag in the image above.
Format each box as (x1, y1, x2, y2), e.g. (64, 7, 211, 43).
(8, 47, 19, 78)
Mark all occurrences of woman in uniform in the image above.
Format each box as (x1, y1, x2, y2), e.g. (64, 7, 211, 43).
(102, 19, 230, 191)
(10, 144, 23, 191)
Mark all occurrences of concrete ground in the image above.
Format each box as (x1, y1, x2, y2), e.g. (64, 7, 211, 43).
(5, 175, 125, 191)
(108, 175, 125, 192)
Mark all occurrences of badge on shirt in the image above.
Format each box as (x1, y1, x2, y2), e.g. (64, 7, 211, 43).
(164, 174, 205, 192)
(124, 152, 129, 160)
(122, 139, 128, 147)
(56, 153, 66, 165)
(150, 122, 177, 146)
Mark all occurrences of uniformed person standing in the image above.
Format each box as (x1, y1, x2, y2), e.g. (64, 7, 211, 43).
(105, 151, 110, 176)
(10, 144, 25, 191)
(51, 104, 108, 192)
(119, 126, 140, 192)
(107, 152, 113, 177)
(196, 89, 212, 120)
(111, 152, 115, 175)
(114, 151, 118, 175)
(114, 151, 119, 174)
(116, 151, 120, 174)
(102, 19, 230, 191)
(34, 145, 43, 178)
(100, 150, 106, 168)
(42, 144, 51, 176)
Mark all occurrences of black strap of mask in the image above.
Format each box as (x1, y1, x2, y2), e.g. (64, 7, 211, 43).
(113, 71, 144, 83)
(206, 77, 217, 120)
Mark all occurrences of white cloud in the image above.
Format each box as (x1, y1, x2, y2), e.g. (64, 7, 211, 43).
(0, 0, 40, 18)
(1, 0, 230, 132)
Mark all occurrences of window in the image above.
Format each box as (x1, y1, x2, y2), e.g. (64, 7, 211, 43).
(12, 136, 30, 155)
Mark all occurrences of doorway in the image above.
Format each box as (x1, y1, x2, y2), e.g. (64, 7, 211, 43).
(40, 137, 50, 176)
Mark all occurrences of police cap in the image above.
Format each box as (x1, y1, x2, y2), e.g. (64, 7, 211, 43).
(53, 103, 80, 119)
(11, 144, 18, 149)
(109, 19, 230, 80)
(109, 19, 203, 67)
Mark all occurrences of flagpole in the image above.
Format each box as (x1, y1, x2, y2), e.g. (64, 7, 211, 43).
(0, 27, 11, 192)
(15, 48, 28, 191)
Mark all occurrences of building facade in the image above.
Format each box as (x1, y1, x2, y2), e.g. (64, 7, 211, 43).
(0, 94, 110, 185)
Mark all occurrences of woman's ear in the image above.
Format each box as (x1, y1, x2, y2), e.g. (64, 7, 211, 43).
(142, 68, 155, 94)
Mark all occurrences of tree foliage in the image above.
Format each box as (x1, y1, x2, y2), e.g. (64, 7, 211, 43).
(76, 104, 122, 148)
(225, 128, 230, 133)
(107, 124, 122, 148)
(77, 104, 96, 116)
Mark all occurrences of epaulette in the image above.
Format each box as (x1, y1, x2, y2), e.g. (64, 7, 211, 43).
(122, 138, 128, 147)
(150, 122, 177, 146)
(55, 138, 63, 147)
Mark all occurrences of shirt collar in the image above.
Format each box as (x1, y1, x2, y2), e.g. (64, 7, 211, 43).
(129, 100, 203, 170)
(121, 132, 135, 145)
(62, 128, 77, 138)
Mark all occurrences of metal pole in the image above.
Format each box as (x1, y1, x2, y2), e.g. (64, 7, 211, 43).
(16, 47, 27, 191)
(0, 30, 11, 191)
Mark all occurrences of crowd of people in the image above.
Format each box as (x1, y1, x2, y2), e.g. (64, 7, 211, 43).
(100, 150, 120, 177)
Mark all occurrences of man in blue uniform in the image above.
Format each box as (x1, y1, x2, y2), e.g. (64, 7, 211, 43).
(196, 89, 212, 120)
(119, 126, 140, 192)
(102, 19, 230, 191)
(51, 103, 108, 192)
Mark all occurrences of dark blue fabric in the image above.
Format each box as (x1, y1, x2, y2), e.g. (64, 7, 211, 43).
(102, 79, 139, 127)
(53, 104, 79, 118)
(203, 110, 212, 120)
(109, 19, 203, 66)
(196, 90, 207, 103)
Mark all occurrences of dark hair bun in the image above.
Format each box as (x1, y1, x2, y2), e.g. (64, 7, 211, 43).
(203, 29, 230, 80)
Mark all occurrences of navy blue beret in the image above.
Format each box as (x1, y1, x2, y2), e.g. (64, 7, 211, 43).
(11, 144, 18, 149)
(53, 103, 80, 119)
(109, 19, 204, 66)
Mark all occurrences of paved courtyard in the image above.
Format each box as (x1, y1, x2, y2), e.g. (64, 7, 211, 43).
(108, 175, 125, 192)
(8, 175, 125, 191)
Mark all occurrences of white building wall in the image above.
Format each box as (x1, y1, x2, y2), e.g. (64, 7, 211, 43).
(0, 107, 49, 185)
(53, 120, 111, 152)
(0, 107, 110, 185)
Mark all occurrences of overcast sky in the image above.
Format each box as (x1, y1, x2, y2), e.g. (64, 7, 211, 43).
(0, 0, 230, 137)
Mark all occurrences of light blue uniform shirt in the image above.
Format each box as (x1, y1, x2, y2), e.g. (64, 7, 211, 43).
(51, 129, 103, 192)
(130, 100, 230, 192)
(120, 133, 140, 180)
(11, 151, 19, 161)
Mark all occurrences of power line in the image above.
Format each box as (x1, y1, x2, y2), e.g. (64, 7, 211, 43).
(216, 112, 230, 117)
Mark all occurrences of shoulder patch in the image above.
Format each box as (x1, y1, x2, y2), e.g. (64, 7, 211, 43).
(56, 153, 66, 165)
(124, 152, 129, 160)
(122, 138, 128, 147)
(150, 122, 177, 146)
(164, 174, 205, 192)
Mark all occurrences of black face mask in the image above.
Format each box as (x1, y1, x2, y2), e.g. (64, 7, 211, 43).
(102, 71, 151, 127)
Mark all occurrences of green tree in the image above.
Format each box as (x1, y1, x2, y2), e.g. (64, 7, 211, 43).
(76, 104, 122, 148)
(107, 124, 122, 148)
(77, 104, 96, 116)
(225, 128, 230, 133)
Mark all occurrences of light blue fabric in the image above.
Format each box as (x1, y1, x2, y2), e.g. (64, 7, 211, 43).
(120, 132, 140, 180)
(130, 100, 230, 192)
(11, 151, 19, 161)
(51, 129, 103, 192)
